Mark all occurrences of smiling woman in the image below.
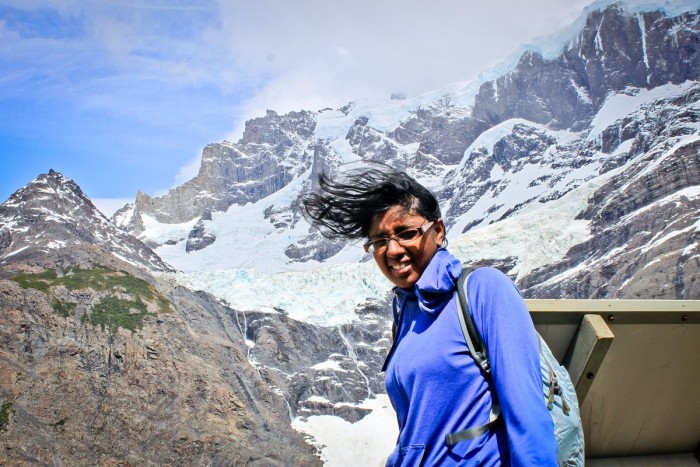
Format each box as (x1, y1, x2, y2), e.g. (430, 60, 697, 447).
(299, 163, 560, 466)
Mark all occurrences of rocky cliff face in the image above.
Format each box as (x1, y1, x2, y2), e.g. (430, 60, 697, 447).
(520, 134, 700, 299)
(472, 6, 700, 130)
(0, 256, 323, 465)
(237, 299, 391, 424)
(119, 110, 318, 230)
(452, 79, 700, 300)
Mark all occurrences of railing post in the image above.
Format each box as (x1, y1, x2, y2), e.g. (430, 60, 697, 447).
(564, 314, 615, 405)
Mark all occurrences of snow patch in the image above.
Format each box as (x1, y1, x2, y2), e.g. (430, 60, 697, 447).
(311, 360, 347, 372)
(292, 394, 397, 467)
(450, 177, 601, 278)
(587, 81, 697, 142)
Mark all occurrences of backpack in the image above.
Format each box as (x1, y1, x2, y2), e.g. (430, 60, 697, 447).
(448, 268, 585, 467)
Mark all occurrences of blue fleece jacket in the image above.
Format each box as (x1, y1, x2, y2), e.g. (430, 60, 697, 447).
(383, 249, 557, 466)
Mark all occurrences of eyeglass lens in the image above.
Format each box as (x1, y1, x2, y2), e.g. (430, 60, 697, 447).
(364, 222, 433, 253)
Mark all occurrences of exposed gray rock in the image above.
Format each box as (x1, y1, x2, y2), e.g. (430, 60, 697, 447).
(389, 98, 489, 166)
(284, 230, 347, 262)
(0, 170, 171, 272)
(235, 298, 391, 424)
(128, 110, 318, 225)
(0, 260, 322, 465)
(472, 6, 700, 131)
(520, 138, 700, 299)
(185, 218, 216, 252)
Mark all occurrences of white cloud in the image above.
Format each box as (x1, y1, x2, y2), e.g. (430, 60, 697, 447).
(208, 0, 594, 120)
(173, 152, 203, 186)
(2, 0, 595, 119)
(0, 0, 606, 201)
(92, 197, 133, 217)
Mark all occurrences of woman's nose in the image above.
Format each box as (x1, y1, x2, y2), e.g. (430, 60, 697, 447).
(386, 237, 406, 256)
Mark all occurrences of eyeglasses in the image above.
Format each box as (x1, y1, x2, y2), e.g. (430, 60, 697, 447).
(363, 221, 435, 254)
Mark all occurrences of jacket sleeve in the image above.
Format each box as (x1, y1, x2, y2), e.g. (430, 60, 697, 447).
(467, 267, 558, 467)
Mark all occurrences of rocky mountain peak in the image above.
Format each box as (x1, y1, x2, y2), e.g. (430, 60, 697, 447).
(472, 5, 700, 131)
(0, 171, 171, 272)
(239, 109, 316, 145)
(116, 109, 320, 227)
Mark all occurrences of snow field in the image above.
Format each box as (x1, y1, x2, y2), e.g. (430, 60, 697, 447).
(292, 394, 398, 467)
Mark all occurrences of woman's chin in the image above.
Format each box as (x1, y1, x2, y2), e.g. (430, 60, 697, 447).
(389, 270, 419, 289)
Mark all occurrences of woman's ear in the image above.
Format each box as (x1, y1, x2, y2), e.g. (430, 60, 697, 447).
(433, 219, 446, 246)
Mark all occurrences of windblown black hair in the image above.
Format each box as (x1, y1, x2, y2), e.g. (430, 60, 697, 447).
(299, 163, 441, 240)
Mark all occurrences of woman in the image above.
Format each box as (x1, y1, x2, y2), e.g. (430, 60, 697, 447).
(300, 164, 557, 466)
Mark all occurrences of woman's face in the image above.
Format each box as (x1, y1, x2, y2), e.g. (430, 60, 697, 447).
(367, 206, 445, 289)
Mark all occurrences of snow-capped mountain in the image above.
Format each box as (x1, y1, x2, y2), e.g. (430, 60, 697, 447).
(113, 2, 699, 300)
(0, 170, 171, 272)
(0, 171, 395, 465)
(521, 84, 700, 298)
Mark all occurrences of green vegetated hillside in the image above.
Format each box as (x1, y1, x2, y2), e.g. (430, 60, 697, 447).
(11, 266, 172, 333)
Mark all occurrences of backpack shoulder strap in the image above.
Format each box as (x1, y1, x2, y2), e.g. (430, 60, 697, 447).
(455, 267, 491, 375)
(381, 288, 403, 373)
(445, 266, 502, 447)
(390, 290, 399, 341)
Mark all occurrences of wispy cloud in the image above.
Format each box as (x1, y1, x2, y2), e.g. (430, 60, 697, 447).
(209, 0, 596, 121)
(0, 0, 594, 204)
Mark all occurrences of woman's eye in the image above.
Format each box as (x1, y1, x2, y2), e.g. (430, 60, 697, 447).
(397, 229, 419, 240)
(370, 239, 388, 248)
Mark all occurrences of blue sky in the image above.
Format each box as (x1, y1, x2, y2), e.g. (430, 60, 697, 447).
(0, 0, 593, 215)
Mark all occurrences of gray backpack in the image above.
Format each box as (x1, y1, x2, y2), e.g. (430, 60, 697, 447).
(447, 268, 585, 466)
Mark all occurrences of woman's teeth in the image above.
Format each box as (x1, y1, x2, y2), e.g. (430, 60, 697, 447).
(391, 261, 411, 270)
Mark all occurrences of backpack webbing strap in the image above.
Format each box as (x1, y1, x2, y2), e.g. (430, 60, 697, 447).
(381, 290, 403, 373)
(455, 269, 490, 374)
(445, 408, 502, 446)
(445, 267, 502, 447)
(390, 291, 399, 340)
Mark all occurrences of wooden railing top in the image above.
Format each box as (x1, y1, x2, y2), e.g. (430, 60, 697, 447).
(524, 299, 700, 325)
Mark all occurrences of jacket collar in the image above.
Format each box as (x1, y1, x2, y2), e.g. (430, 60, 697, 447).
(395, 248, 461, 315)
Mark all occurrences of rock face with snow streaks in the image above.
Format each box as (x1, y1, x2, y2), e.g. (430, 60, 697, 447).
(472, 6, 700, 130)
(520, 134, 700, 299)
(518, 81, 700, 298)
(123, 110, 318, 230)
(0, 170, 171, 272)
(113, 4, 700, 299)
(238, 300, 391, 424)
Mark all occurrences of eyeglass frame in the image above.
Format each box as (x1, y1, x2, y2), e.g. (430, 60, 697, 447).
(363, 221, 435, 254)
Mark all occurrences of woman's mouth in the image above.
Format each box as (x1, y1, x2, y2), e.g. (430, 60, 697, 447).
(390, 261, 412, 273)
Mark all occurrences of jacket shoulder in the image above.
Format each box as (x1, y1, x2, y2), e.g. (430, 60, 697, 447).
(464, 266, 512, 286)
